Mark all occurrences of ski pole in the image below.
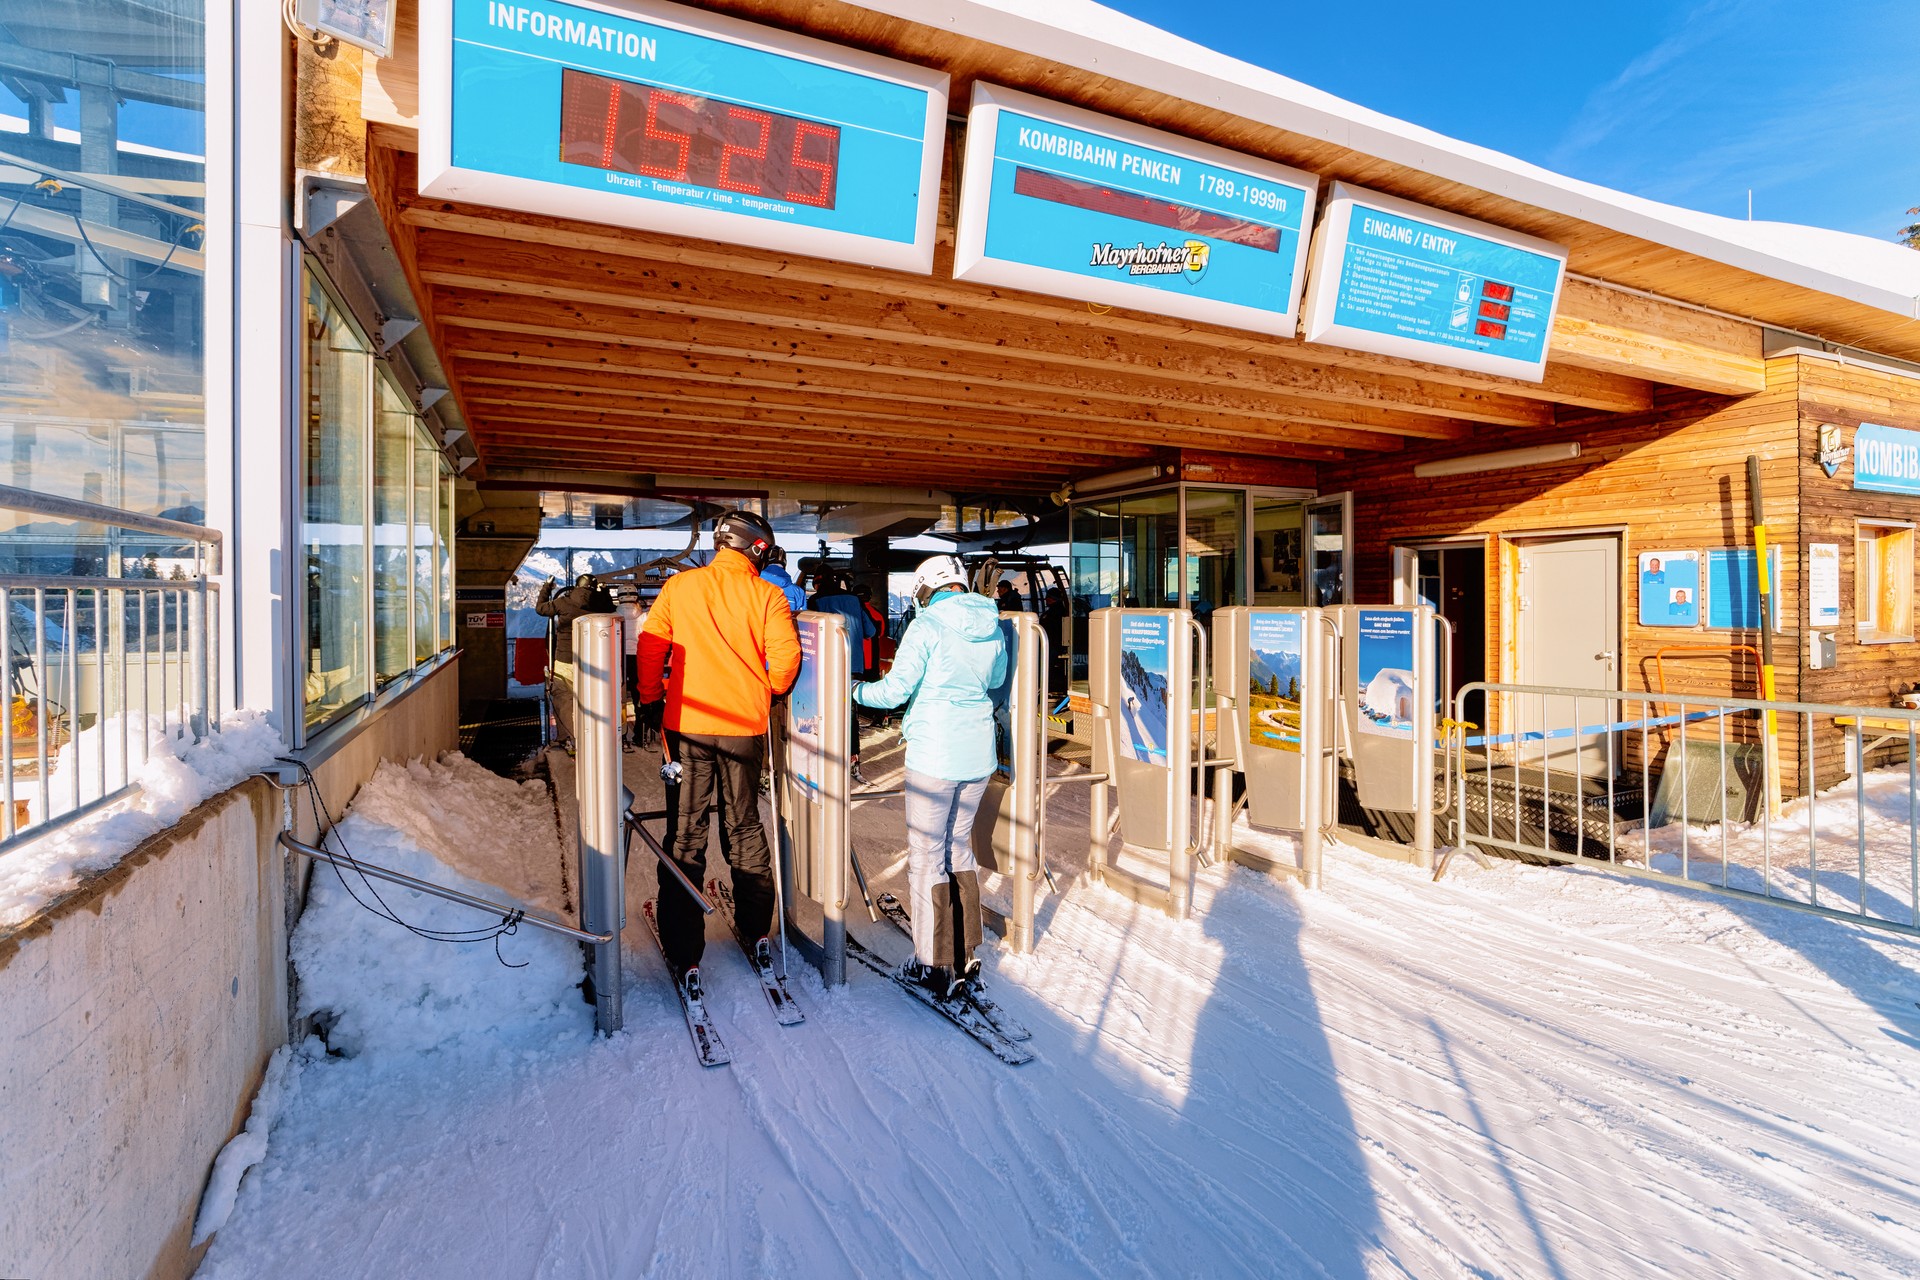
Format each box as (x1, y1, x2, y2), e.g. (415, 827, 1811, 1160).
(766, 722, 788, 971)
(848, 843, 879, 922)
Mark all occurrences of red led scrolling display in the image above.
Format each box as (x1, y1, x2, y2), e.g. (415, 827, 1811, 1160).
(558, 68, 840, 209)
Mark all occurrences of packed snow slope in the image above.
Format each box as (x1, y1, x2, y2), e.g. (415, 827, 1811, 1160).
(197, 740, 1920, 1279)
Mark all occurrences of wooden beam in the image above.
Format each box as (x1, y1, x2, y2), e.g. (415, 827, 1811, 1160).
(429, 289, 1485, 437)
(466, 406, 1145, 468)
(403, 205, 1654, 413)
(1551, 278, 1764, 396)
(477, 442, 1062, 491)
(450, 357, 1393, 456)
(444, 333, 1426, 448)
(415, 245, 1552, 427)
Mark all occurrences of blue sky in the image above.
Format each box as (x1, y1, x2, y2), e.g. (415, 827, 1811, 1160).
(1103, 0, 1920, 242)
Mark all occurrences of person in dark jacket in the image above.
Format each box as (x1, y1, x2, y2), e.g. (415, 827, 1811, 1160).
(854, 584, 887, 677)
(808, 572, 878, 782)
(534, 572, 616, 749)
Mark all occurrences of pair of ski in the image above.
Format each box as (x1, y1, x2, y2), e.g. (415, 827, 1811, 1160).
(638, 879, 804, 1069)
(845, 892, 1034, 1067)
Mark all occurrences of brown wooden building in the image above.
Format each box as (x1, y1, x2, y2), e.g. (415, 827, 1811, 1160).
(291, 0, 1920, 790)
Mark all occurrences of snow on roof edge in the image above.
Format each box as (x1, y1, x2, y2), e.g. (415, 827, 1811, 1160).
(882, 0, 1920, 324)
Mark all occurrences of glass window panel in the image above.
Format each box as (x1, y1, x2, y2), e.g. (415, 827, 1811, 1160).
(373, 377, 413, 685)
(1182, 488, 1244, 623)
(0, 0, 207, 544)
(302, 273, 371, 728)
(414, 435, 438, 662)
(1251, 499, 1304, 607)
(439, 470, 454, 652)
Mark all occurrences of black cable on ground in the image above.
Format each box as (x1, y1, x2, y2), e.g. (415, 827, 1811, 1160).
(276, 757, 528, 968)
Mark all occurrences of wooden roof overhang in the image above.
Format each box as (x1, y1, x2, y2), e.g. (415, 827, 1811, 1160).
(356, 0, 1920, 498)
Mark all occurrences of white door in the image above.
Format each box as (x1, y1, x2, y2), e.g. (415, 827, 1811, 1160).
(1517, 536, 1619, 770)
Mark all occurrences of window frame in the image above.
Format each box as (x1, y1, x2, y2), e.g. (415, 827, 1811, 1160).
(1855, 518, 1916, 644)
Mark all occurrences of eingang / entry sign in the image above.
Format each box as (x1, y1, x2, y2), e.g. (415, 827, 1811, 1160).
(419, 0, 949, 272)
(954, 84, 1318, 337)
(1303, 183, 1567, 382)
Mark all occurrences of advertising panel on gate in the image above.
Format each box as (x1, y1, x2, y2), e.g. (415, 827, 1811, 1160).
(1302, 183, 1567, 382)
(419, 0, 949, 272)
(954, 84, 1318, 337)
(1245, 610, 1304, 754)
(788, 616, 824, 803)
(1353, 609, 1415, 740)
(1116, 613, 1174, 766)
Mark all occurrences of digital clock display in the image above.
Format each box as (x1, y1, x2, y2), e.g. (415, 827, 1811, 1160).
(559, 68, 841, 209)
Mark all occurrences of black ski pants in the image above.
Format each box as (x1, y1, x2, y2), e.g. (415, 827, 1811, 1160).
(658, 730, 774, 971)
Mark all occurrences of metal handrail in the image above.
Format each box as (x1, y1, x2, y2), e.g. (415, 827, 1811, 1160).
(278, 830, 613, 943)
(1452, 679, 1920, 938)
(0, 483, 223, 570)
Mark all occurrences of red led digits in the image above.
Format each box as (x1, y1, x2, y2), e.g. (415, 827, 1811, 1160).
(559, 68, 840, 210)
(1478, 301, 1510, 321)
(786, 120, 838, 208)
(1475, 319, 1508, 339)
(1480, 280, 1515, 303)
(637, 90, 696, 180)
(717, 106, 773, 194)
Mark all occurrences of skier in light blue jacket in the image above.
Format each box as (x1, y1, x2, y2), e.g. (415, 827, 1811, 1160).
(853, 554, 1007, 999)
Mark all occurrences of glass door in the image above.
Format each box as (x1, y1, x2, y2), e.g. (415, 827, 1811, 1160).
(1305, 492, 1352, 606)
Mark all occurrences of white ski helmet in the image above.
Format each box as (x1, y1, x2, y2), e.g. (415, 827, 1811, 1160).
(911, 554, 969, 607)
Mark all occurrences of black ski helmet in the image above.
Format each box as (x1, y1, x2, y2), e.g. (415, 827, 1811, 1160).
(712, 509, 777, 568)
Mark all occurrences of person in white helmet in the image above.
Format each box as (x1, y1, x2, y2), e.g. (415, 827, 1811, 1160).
(851, 554, 1007, 999)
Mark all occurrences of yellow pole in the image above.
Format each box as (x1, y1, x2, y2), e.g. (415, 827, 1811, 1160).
(1748, 456, 1783, 820)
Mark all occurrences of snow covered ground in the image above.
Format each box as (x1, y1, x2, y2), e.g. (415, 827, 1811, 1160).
(195, 736, 1920, 1279)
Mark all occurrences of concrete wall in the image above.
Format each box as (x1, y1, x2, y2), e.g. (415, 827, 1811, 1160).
(0, 657, 463, 1280)
(0, 779, 287, 1280)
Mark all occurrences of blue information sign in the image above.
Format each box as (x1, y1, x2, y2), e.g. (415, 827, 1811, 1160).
(420, 0, 948, 272)
(1852, 422, 1920, 496)
(1638, 551, 1701, 628)
(1703, 548, 1781, 632)
(954, 84, 1318, 337)
(1303, 183, 1567, 382)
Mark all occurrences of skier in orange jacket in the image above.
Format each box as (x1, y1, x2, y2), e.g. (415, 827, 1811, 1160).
(636, 510, 802, 988)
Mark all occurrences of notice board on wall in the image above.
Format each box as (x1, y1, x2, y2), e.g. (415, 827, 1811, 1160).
(1637, 551, 1701, 628)
(1703, 548, 1782, 631)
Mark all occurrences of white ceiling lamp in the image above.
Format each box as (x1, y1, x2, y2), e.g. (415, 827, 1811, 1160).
(1413, 442, 1581, 478)
(1051, 463, 1172, 505)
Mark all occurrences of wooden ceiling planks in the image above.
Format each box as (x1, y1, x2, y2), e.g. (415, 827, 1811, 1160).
(364, 0, 1920, 385)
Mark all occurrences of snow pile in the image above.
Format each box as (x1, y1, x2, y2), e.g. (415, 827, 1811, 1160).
(289, 755, 588, 1060)
(342, 752, 569, 916)
(0, 709, 283, 928)
(1629, 761, 1920, 924)
(191, 1043, 304, 1246)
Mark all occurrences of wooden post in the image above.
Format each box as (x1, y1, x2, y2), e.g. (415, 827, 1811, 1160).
(1747, 455, 1783, 819)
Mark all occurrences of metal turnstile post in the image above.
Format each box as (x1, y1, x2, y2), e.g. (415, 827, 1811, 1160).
(573, 613, 625, 1034)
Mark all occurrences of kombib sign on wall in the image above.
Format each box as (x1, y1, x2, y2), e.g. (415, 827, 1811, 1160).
(954, 84, 1318, 337)
(419, 0, 950, 271)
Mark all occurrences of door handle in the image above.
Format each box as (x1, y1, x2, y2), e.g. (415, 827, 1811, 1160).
(1595, 651, 1615, 661)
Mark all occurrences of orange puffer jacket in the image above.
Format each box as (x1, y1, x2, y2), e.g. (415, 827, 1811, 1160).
(637, 548, 802, 736)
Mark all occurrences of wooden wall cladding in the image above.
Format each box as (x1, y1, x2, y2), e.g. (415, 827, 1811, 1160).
(1319, 380, 1806, 781)
(1794, 357, 1920, 783)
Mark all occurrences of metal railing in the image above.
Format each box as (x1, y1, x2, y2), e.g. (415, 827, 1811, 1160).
(1452, 681, 1920, 937)
(1, 483, 222, 854)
